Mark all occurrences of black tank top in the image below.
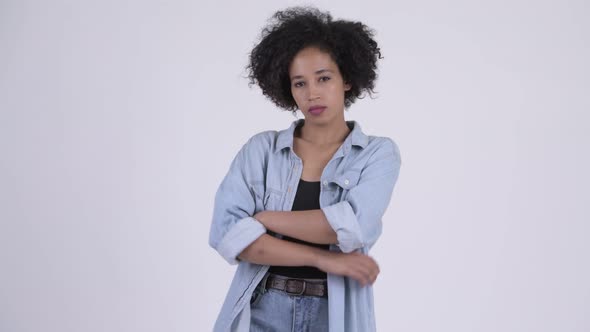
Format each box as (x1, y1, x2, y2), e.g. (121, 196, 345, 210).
(268, 179, 330, 278)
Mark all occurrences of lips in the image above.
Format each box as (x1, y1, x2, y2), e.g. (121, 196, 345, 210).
(308, 106, 326, 115)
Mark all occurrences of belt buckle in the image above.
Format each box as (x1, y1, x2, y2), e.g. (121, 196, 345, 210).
(285, 278, 306, 296)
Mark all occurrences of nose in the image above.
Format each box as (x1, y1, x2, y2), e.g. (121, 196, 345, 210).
(307, 82, 320, 101)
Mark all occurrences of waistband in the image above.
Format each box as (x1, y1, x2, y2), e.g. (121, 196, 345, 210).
(262, 273, 328, 298)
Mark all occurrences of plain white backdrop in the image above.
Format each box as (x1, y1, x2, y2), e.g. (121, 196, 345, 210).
(1, 0, 588, 331)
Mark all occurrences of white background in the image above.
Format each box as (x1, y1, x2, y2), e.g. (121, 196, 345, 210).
(1, 0, 588, 331)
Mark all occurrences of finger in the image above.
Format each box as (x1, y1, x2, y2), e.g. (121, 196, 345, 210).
(348, 267, 369, 286)
(351, 265, 372, 286)
(360, 263, 379, 282)
(347, 270, 364, 285)
(370, 271, 378, 284)
(354, 255, 377, 272)
(346, 256, 377, 286)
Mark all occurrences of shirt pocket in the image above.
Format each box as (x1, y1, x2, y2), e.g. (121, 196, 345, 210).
(263, 187, 283, 211)
(327, 169, 362, 201)
(250, 181, 283, 212)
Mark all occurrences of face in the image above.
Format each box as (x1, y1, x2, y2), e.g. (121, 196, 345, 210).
(288, 47, 351, 125)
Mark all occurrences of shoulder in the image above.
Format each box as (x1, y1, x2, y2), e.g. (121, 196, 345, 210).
(241, 130, 278, 155)
(365, 135, 401, 164)
(246, 130, 278, 146)
(233, 130, 283, 166)
(349, 120, 400, 162)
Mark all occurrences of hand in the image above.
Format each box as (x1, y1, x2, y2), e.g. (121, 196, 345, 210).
(314, 250, 380, 286)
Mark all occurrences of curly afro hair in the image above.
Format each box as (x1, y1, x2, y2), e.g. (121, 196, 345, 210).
(246, 6, 383, 112)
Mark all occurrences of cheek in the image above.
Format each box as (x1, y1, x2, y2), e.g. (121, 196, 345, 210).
(327, 84, 345, 100)
(293, 87, 308, 98)
(290, 89, 304, 107)
(290, 88, 298, 101)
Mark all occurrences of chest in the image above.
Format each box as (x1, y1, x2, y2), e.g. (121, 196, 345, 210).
(256, 144, 366, 213)
(293, 139, 341, 181)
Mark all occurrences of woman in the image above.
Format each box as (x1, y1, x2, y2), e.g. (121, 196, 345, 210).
(209, 6, 401, 332)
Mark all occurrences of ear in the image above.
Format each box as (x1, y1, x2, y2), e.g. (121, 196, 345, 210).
(344, 82, 351, 91)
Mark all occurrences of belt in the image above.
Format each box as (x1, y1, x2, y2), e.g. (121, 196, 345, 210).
(264, 273, 328, 298)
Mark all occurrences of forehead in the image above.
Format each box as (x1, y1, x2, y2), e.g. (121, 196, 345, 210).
(288, 47, 339, 77)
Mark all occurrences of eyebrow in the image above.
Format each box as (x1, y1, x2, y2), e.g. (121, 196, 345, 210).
(290, 69, 334, 81)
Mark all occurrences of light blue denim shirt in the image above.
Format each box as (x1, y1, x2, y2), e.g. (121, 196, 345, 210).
(209, 119, 401, 331)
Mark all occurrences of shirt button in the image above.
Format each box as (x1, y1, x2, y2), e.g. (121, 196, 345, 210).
(344, 179, 350, 185)
(322, 180, 328, 186)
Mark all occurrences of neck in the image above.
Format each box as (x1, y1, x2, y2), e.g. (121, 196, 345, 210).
(297, 118, 350, 145)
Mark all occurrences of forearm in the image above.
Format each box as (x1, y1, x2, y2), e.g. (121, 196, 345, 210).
(237, 233, 325, 266)
(237, 233, 381, 286)
(256, 210, 338, 244)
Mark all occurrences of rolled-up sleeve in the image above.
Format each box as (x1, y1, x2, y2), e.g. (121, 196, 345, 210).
(321, 138, 401, 253)
(208, 139, 266, 265)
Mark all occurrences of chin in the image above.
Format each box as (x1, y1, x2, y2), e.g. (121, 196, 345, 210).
(306, 116, 335, 127)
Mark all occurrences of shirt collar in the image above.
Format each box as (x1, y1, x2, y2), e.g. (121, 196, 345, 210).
(275, 119, 369, 154)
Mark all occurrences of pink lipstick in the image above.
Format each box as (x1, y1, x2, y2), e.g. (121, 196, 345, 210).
(309, 106, 326, 115)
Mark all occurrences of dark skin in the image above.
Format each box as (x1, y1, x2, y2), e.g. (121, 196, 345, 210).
(238, 47, 380, 286)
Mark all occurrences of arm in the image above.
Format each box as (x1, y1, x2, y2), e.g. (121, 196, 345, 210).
(254, 138, 401, 251)
(238, 233, 380, 286)
(254, 210, 337, 245)
(238, 233, 320, 266)
(321, 138, 402, 253)
(209, 135, 268, 265)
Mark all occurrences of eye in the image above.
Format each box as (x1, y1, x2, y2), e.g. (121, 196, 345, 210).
(293, 81, 305, 88)
(319, 76, 331, 82)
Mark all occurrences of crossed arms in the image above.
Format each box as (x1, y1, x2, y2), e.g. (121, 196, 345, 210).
(209, 135, 401, 285)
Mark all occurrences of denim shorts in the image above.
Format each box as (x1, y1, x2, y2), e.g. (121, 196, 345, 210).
(249, 274, 329, 332)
